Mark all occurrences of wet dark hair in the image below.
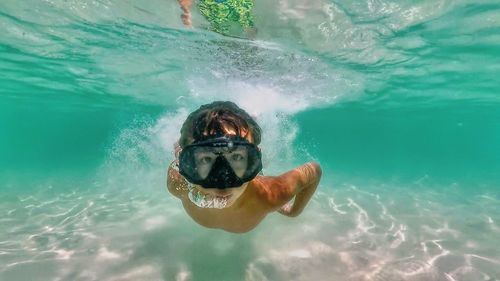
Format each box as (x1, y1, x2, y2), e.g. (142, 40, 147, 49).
(179, 101, 261, 148)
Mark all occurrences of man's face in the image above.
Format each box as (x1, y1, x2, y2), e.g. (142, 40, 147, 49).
(186, 133, 253, 207)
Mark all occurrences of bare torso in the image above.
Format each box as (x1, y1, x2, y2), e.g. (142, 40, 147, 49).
(172, 173, 282, 232)
(180, 182, 269, 233)
(167, 162, 322, 233)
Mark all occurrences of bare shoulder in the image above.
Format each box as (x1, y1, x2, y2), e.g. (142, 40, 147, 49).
(166, 161, 189, 199)
(250, 162, 322, 209)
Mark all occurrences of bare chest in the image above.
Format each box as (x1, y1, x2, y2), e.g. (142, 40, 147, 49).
(181, 199, 269, 233)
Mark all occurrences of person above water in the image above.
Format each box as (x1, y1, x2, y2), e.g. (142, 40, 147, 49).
(167, 101, 322, 233)
(177, 0, 257, 37)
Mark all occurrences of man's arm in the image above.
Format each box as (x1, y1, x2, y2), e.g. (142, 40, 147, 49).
(276, 162, 322, 217)
(178, 0, 193, 27)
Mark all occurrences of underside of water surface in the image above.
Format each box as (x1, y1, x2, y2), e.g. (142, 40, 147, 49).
(1, 0, 499, 280)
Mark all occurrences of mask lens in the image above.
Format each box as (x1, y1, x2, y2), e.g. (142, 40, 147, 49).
(192, 147, 218, 179)
(222, 146, 249, 178)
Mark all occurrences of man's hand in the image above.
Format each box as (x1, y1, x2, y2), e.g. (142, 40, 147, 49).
(275, 162, 322, 217)
(278, 202, 297, 217)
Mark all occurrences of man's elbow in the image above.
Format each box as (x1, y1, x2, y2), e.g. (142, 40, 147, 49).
(307, 162, 322, 183)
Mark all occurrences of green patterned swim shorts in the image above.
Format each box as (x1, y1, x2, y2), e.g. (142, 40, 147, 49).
(198, 0, 254, 35)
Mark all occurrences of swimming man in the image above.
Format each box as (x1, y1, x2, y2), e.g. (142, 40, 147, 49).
(167, 101, 322, 233)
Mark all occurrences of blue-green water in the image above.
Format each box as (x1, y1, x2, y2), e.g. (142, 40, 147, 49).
(1, 0, 499, 280)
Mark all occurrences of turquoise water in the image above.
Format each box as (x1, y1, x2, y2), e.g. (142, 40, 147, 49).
(1, 0, 500, 280)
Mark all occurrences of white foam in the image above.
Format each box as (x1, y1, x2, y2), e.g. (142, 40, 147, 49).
(223, 82, 309, 116)
(112, 77, 315, 175)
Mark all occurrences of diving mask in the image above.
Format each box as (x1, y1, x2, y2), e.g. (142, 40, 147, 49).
(178, 136, 262, 189)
